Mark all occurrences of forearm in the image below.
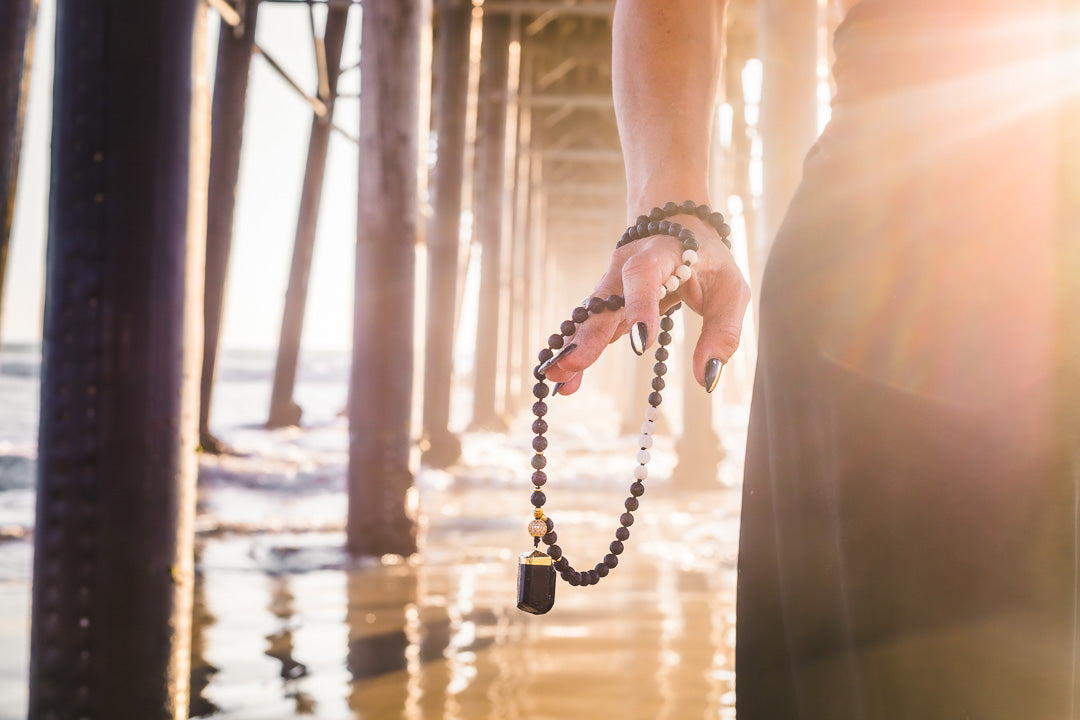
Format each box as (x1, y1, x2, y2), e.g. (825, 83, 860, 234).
(613, 0, 727, 218)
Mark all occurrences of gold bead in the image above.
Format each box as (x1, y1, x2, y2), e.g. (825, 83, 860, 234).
(528, 518, 548, 537)
(533, 508, 544, 519)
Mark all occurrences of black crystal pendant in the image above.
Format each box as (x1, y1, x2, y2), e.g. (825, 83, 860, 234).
(517, 550, 556, 614)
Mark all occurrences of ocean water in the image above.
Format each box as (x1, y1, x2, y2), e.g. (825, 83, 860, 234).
(0, 342, 748, 719)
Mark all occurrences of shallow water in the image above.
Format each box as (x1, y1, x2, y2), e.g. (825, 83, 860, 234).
(0, 345, 748, 719)
(185, 408, 746, 719)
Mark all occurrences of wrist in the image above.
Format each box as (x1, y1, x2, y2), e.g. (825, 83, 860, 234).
(626, 183, 710, 225)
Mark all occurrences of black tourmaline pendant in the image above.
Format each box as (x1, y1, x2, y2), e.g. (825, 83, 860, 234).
(517, 550, 556, 614)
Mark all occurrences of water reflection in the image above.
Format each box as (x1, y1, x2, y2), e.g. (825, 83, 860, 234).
(265, 574, 316, 713)
(188, 425, 743, 719)
(189, 548, 220, 718)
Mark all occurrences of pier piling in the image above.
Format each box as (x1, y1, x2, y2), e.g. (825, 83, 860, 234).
(348, 0, 424, 557)
(267, 3, 350, 429)
(421, 0, 472, 467)
(30, 0, 207, 716)
(200, 0, 260, 453)
(0, 0, 37, 346)
(469, 9, 512, 431)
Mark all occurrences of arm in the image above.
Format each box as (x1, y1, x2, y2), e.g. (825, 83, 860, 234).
(616, 0, 723, 213)
(545, 0, 750, 393)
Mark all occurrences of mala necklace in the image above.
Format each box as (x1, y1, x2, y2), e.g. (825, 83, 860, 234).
(517, 201, 732, 615)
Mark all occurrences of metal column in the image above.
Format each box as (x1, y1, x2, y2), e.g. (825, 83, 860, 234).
(30, 0, 207, 716)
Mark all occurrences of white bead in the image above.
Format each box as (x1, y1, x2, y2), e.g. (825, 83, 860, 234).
(682, 249, 698, 265)
(675, 264, 692, 281)
(658, 284, 668, 300)
(636, 449, 651, 465)
(634, 464, 649, 480)
(645, 406, 659, 421)
(664, 275, 680, 293)
(641, 420, 654, 435)
(638, 434, 653, 449)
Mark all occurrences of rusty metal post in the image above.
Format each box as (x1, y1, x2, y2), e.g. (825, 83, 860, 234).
(420, 0, 471, 467)
(469, 9, 512, 431)
(347, 0, 423, 557)
(757, 0, 817, 257)
(30, 0, 207, 716)
(266, 3, 350, 429)
(0, 0, 37, 345)
(200, 0, 259, 452)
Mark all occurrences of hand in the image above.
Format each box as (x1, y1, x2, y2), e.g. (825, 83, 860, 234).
(542, 214, 751, 394)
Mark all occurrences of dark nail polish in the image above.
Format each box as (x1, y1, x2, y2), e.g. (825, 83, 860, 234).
(664, 302, 683, 317)
(630, 322, 648, 356)
(552, 382, 564, 396)
(538, 343, 577, 374)
(704, 358, 723, 393)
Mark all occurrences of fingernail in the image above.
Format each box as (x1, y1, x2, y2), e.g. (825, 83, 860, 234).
(552, 382, 564, 396)
(538, 343, 577, 374)
(630, 322, 648, 356)
(703, 358, 723, 393)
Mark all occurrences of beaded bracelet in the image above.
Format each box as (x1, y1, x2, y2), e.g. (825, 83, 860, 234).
(618, 200, 733, 251)
(517, 295, 683, 615)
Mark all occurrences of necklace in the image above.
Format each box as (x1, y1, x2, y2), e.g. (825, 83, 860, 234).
(517, 299, 680, 614)
(517, 202, 730, 615)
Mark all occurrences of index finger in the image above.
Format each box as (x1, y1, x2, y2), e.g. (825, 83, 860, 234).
(541, 293, 625, 383)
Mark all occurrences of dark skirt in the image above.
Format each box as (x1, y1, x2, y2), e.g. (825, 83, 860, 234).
(735, 2, 1078, 717)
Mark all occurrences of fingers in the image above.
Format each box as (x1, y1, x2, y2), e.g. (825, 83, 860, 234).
(551, 372, 583, 397)
(692, 262, 752, 391)
(541, 292, 623, 385)
(544, 218, 751, 397)
(621, 236, 682, 356)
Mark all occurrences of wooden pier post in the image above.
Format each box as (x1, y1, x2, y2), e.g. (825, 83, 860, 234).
(0, 0, 37, 345)
(421, 0, 471, 467)
(672, 310, 725, 490)
(511, 51, 536, 415)
(502, 34, 529, 417)
(200, 0, 259, 452)
(30, 0, 207, 716)
(469, 9, 512, 431)
(757, 0, 817, 257)
(266, 3, 350, 429)
(348, 0, 423, 557)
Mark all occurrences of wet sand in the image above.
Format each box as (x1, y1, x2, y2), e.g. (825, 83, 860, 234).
(0, 391, 748, 719)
